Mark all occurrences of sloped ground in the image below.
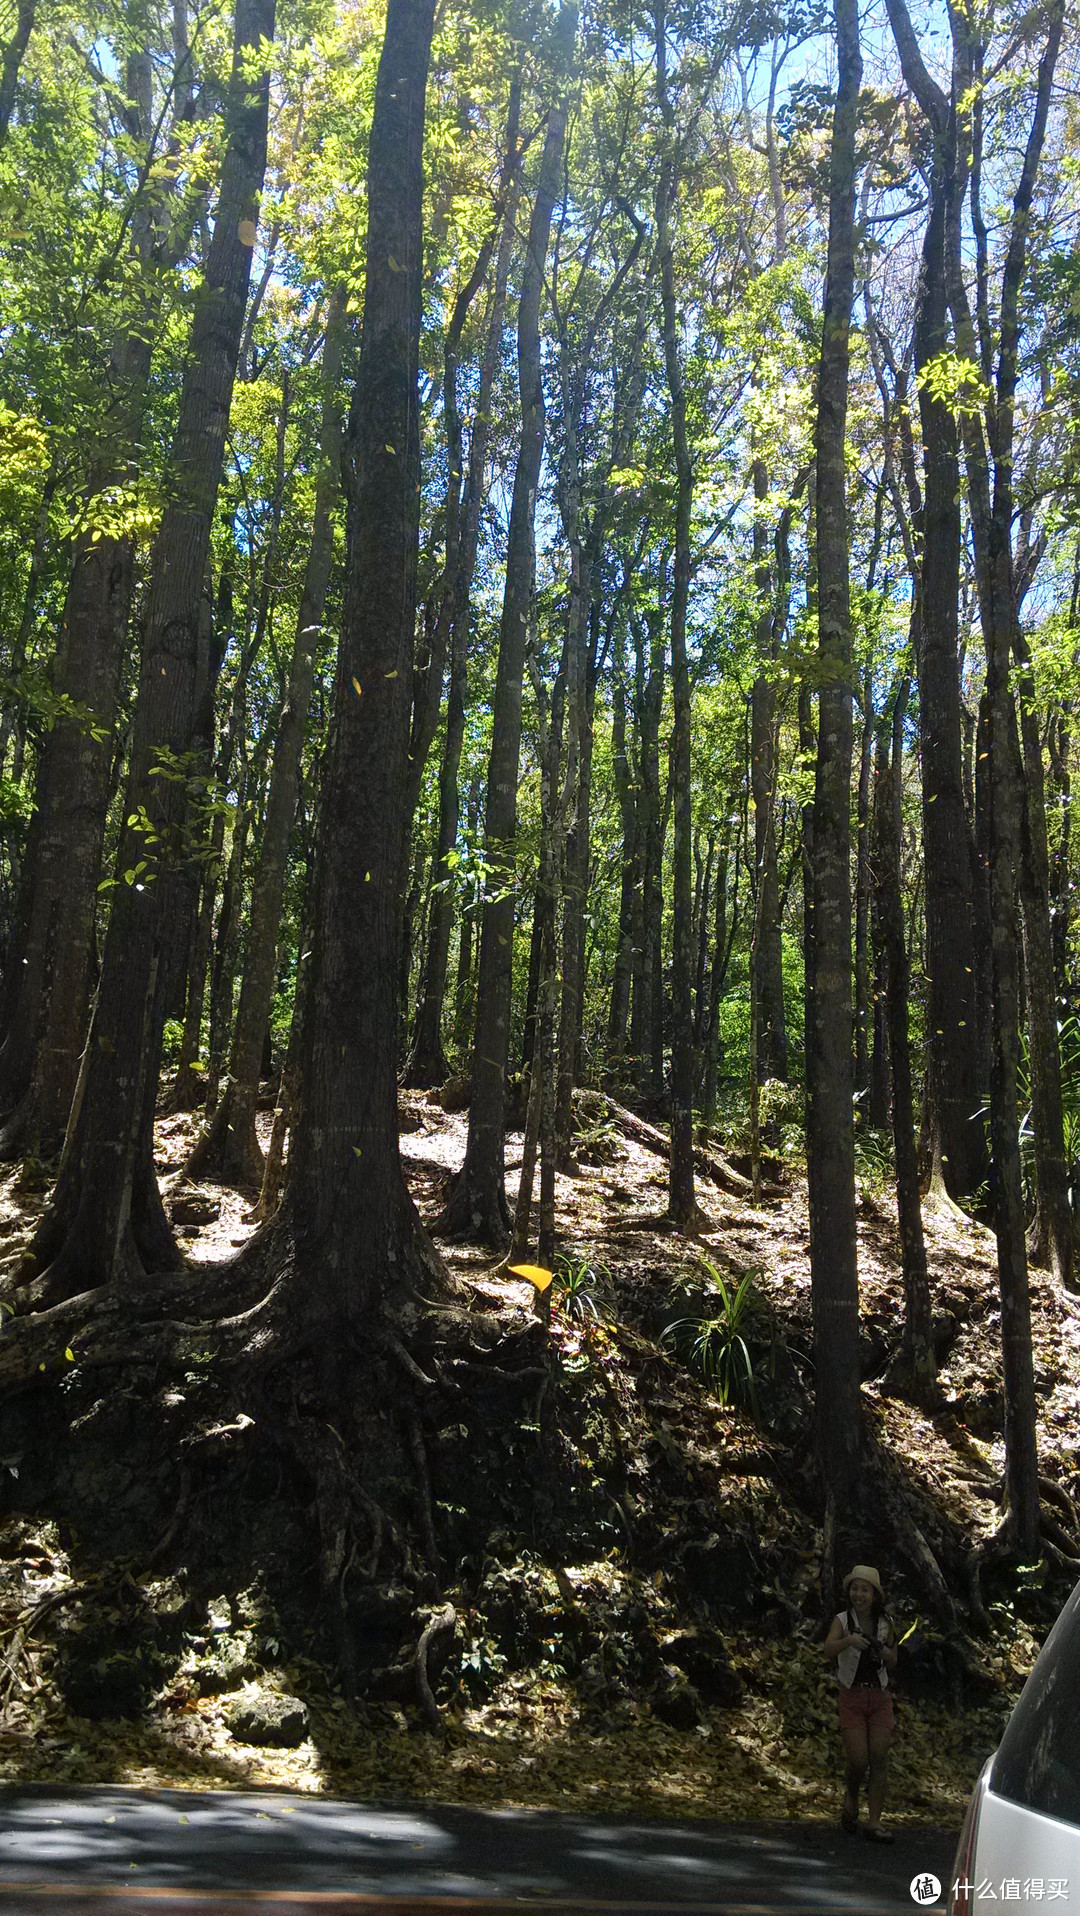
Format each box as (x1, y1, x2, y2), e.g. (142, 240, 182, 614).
(0, 1092, 1076, 1826)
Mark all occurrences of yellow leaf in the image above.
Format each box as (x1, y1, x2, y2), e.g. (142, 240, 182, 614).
(509, 1263, 554, 1292)
(351, 676, 362, 697)
(65, 1347, 75, 1362)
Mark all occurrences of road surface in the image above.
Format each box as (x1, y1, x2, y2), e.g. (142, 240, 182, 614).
(0, 1787, 957, 1913)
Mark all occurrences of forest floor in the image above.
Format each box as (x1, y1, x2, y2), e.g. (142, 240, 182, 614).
(0, 1092, 1078, 1827)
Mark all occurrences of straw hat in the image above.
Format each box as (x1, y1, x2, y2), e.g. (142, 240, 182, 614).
(843, 1564, 883, 1595)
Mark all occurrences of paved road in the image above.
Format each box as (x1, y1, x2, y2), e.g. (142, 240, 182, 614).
(0, 1788, 957, 1914)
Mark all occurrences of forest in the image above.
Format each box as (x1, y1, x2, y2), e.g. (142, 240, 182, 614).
(0, 0, 1078, 1813)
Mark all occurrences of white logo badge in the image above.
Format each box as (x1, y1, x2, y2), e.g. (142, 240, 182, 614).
(910, 1876, 942, 1906)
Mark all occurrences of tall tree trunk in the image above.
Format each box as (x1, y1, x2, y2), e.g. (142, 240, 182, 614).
(21, 0, 276, 1300)
(0, 47, 189, 1159)
(807, 0, 862, 1536)
(853, 669, 872, 1099)
(701, 836, 737, 1121)
(186, 296, 345, 1187)
(655, 2, 696, 1228)
(914, 132, 984, 1200)
(518, 890, 541, 1076)
(633, 608, 664, 1101)
(872, 681, 935, 1399)
(606, 620, 637, 1073)
(552, 530, 591, 1169)
(885, 0, 988, 1205)
(511, 645, 564, 1261)
(750, 460, 787, 1085)
(453, 780, 480, 1052)
(203, 745, 251, 1121)
(435, 58, 570, 1248)
(283, 0, 444, 1357)
(986, 2, 1064, 1545)
(1047, 704, 1072, 1014)
(1015, 627, 1073, 1289)
(693, 831, 714, 1052)
(953, 0, 1064, 1548)
(403, 87, 521, 1088)
(400, 81, 521, 843)
(0, 0, 35, 145)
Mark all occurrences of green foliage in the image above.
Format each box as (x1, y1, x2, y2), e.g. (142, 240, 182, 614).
(8, 669, 110, 744)
(552, 1256, 609, 1326)
(0, 774, 31, 823)
(915, 352, 991, 419)
(457, 1632, 508, 1700)
(853, 1123, 894, 1193)
(161, 1019, 185, 1066)
(661, 1258, 761, 1411)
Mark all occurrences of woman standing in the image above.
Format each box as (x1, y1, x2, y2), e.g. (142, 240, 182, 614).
(822, 1564, 898, 1842)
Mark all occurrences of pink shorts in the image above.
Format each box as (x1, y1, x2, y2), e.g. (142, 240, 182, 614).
(839, 1684, 895, 1731)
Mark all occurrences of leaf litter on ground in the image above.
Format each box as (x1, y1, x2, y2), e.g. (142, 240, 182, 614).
(0, 1090, 1076, 1825)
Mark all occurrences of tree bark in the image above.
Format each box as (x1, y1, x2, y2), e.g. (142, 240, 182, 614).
(283, 0, 444, 1351)
(606, 617, 637, 1073)
(511, 645, 564, 1261)
(0, 42, 196, 1160)
(21, 0, 276, 1299)
(853, 669, 872, 1100)
(203, 744, 252, 1121)
(403, 85, 522, 1088)
(434, 55, 570, 1248)
(1015, 625, 1073, 1289)
(884, 0, 988, 1208)
(0, 0, 35, 145)
(655, 2, 696, 1228)
(632, 607, 665, 1101)
(186, 296, 345, 1188)
(872, 681, 936, 1399)
(955, 0, 1064, 1546)
(400, 81, 522, 846)
(750, 459, 787, 1085)
(807, 0, 862, 1517)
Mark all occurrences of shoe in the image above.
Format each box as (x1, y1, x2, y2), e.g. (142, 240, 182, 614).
(862, 1826, 894, 1844)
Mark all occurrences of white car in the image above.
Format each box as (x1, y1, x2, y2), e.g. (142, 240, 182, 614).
(948, 1576, 1080, 1912)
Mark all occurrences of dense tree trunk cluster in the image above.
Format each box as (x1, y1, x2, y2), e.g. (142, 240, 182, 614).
(0, 0, 1077, 1668)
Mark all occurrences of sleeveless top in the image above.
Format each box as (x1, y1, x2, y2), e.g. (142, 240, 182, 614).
(835, 1609, 891, 1690)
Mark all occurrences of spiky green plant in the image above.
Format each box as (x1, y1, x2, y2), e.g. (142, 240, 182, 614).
(552, 1256, 607, 1325)
(661, 1257, 759, 1410)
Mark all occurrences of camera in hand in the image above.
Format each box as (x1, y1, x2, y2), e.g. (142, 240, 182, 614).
(859, 1635, 883, 1670)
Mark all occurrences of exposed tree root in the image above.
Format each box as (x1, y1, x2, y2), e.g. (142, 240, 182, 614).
(964, 1521, 1021, 1632)
(415, 1601, 456, 1734)
(0, 1198, 574, 1707)
(407, 1412, 440, 1572)
(1038, 1473, 1079, 1533)
(432, 1168, 512, 1252)
(921, 1172, 992, 1240)
(867, 1442, 957, 1624)
(0, 1584, 82, 1705)
(579, 1092, 786, 1202)
(1039, 1511, 1080, 1565)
